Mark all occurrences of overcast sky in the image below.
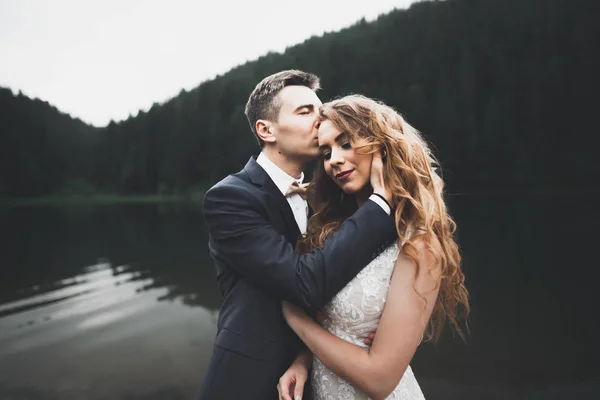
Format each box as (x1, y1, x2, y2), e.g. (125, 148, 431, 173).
(1, 0, 417, 127)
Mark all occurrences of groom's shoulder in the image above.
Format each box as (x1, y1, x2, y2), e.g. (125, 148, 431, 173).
(205, 169, 253, 199)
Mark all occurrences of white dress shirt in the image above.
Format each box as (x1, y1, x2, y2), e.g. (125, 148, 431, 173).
(257, 153, 309, 234)
(256, 153, 391, 235)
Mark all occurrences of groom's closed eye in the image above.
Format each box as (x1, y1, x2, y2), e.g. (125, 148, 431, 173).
(295, 104, 315, 115)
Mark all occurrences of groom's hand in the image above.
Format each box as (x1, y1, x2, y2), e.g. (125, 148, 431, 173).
(370, 151, 392, 205)
(364, 331, 376, 347)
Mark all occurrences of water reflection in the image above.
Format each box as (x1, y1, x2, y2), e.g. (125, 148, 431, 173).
(0, 195, 598, 399)
(0, 204, 220, 399)
(0, 203, 220, 311)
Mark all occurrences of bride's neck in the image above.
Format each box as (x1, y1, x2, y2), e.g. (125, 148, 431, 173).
(355, 185, 373, 208)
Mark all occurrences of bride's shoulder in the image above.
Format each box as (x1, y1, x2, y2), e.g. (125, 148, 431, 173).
(397, 228, 444, 267)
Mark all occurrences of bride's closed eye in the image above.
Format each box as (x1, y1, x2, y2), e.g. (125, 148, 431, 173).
(321, 143, 352, 161)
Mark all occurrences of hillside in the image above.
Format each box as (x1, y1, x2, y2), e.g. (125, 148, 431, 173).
(1, 0, 597, 198)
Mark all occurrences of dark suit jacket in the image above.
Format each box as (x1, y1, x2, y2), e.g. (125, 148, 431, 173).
(197, 157, 396, 399)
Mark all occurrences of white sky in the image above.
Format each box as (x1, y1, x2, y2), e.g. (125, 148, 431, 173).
(0, 0, 417, 127)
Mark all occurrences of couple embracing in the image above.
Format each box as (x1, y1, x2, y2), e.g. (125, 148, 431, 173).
(197, 70, 469, 400)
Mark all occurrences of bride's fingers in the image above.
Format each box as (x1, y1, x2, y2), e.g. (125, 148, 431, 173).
(278, 376, 294, 400)
(369, 152, 385, 187)
(293, 378, 305, 400)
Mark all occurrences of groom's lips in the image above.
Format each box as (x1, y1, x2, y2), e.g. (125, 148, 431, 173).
(336, 169, 354, 181)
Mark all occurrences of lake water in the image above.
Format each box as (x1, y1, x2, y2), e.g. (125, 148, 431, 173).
(0, 194, 598, 399)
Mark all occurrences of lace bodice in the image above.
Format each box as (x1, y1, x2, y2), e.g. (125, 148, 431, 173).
(312, 243, 425, 399)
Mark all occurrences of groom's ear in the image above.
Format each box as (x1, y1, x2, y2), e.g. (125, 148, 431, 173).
(256, 120, 276, 144)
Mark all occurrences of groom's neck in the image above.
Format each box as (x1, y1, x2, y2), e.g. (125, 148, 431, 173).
(262, 147, 305, 179)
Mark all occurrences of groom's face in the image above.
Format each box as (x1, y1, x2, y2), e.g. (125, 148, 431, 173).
(270, 85, 322, 160)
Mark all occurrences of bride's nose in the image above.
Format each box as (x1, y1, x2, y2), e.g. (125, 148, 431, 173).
(330, 148, 344, 165)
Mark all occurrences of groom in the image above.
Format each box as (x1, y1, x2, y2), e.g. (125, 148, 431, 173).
(197, 70, 396, 399)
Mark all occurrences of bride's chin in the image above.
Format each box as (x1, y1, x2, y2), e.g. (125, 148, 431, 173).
(340, 186, 359, 195)
(338, 180, 367, 195)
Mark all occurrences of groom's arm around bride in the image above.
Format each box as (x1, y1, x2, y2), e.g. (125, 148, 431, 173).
(202, 174, 395, 310)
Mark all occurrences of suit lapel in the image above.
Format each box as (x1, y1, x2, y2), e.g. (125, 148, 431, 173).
(244, 157, 302, 243)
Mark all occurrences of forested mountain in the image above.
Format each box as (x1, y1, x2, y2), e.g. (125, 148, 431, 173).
(0, 88, 100, 197)
(2, 0, 597, 198)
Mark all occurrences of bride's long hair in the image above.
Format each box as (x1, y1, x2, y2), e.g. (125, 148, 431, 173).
(299, 95, 469, 341)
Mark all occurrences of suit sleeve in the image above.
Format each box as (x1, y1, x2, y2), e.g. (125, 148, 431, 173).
(202, 182, 397, 310)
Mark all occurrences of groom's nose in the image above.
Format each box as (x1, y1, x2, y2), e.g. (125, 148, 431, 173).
(313, 119, 321, 131)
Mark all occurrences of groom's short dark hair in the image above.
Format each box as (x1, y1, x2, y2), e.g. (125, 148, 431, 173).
(245, 70, 320, 147)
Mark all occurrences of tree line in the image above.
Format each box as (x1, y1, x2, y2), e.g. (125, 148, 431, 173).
(1, 0, 597, 198)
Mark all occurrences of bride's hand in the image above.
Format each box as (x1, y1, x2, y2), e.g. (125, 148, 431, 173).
(278, 357, 310, 400)
(370, 150, 392, 205)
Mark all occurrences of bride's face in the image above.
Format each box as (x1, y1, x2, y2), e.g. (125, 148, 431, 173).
(318, 120, 372, 194)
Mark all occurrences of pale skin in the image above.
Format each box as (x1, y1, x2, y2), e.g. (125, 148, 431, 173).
(278, 121, 441, 400)
(255, 85, 323, 179)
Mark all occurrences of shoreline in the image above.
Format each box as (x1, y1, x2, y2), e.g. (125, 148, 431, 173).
(0, 194, 202, 207)
(3, 186, 600, 207)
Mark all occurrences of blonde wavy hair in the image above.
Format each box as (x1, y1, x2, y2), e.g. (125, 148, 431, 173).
(299, 95, 470, 341)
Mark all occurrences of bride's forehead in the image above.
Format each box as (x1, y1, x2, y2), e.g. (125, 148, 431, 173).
(317, 122, 342, 143)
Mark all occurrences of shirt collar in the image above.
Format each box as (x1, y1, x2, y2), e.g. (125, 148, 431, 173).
(256, 152, 304, 196)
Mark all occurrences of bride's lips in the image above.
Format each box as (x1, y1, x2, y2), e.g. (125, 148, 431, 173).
(336, 169, 354, 181)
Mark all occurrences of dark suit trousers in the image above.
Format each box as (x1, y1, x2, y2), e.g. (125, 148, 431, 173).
(197, 344, 282, 399)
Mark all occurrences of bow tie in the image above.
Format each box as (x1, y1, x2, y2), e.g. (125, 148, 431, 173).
(285, 181, 309, 200)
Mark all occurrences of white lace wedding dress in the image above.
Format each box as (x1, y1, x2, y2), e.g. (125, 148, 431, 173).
(311, 243, 426, 399)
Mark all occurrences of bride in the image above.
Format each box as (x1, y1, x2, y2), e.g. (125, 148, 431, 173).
(277, 95, 470, 400)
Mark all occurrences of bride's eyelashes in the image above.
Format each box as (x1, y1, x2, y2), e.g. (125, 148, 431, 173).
(321, 142, 352, 161)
